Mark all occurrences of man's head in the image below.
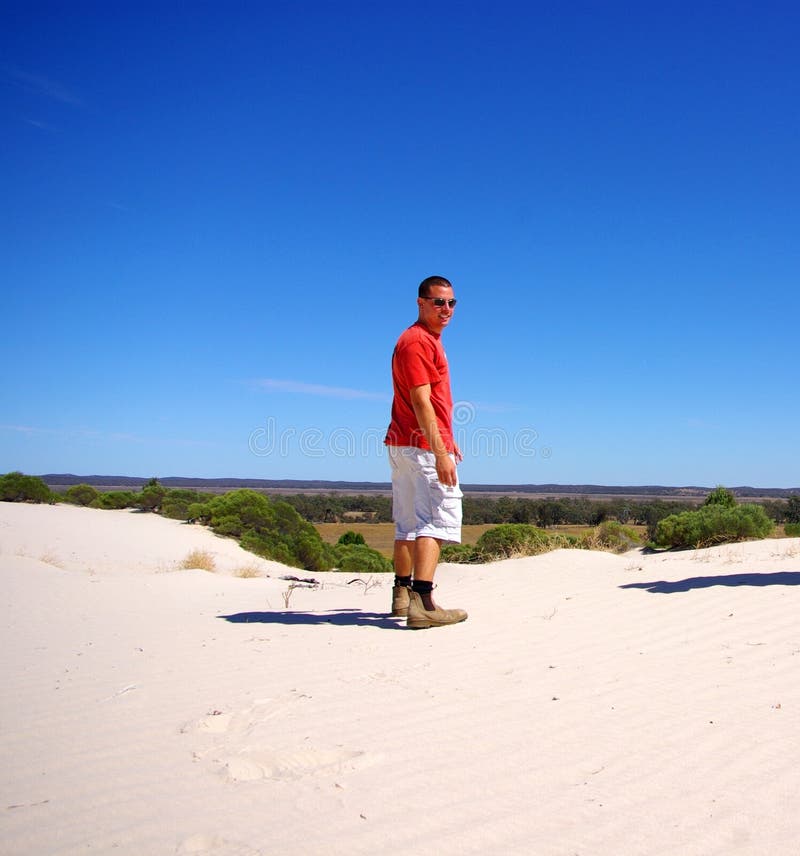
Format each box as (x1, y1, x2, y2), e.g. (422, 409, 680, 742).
(417, 275, 457, 334)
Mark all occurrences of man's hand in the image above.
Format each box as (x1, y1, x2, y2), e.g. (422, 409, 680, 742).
(410, 383, 459, 487)
(435, 452, 458, 487)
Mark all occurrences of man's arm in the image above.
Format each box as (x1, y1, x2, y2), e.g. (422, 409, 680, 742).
(409, 383, 458, 487)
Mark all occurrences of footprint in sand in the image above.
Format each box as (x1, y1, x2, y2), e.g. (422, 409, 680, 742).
(181, 696, 297, 737)
(220, 745, 364, 782)
(182, 698, 366, 783)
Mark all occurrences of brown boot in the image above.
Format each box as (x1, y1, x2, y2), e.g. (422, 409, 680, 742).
(391, 584, 411, 617)
(406, 590, 468, 629)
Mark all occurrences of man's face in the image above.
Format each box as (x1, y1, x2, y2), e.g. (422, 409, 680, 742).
(417, 285, 456, 334)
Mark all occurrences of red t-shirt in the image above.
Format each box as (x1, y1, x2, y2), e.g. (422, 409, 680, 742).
(385, 321, 454, 452)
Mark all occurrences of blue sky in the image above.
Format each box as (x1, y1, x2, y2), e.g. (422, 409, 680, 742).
(2, 1, 799, 488)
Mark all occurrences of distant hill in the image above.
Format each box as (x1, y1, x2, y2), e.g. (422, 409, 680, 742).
(41, 474, 393, 493)
(38, 474, 800, 499)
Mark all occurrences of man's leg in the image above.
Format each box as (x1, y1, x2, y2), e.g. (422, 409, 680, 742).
(393, 539, 414, 578)
(406, 535, 467, 628)
(411, 536, 440, 610)
(391, 539, 414, 617)
(389, 447, 415, 616)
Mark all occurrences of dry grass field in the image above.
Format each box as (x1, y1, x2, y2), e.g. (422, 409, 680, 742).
(314, 522, 499, 557)
(314, 522, 652, 557)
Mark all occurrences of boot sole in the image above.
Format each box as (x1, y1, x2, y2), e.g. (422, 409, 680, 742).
(407, 615, 468, 629)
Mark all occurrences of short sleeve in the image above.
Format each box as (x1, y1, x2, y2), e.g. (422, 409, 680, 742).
(395, 338, 440, 389)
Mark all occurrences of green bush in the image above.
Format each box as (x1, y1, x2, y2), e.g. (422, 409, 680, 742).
(294, 533, 338, 572)
(337, 530, 366, 546)
(0, 472, 52, 503)
(333, 543, 392, 573)
(91, 490, 138, 510)
(644, 503, 684, 543)
(653, 503, 774, 549)
(160, 489, 210, 520)
(785, 523, 800, 537)
(475, 524, 552, 560)
(240, 530, 296, 567)
(200, 489, 336, 572)
(440, 543, 481, 563)
(64, 484, 100, 507)
(203, 490, 274, 535)
(136, 483, 167, 512)
(704, 486, 737, 508)
(581, 520, 641, 553)
(187, 501, 211, 522)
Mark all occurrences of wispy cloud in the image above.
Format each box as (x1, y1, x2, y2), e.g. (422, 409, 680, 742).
(1, 424, 57, 436)
(7, 66, 83, 106)
(23, 117, 54, 131)
(250, 378, 390, 402)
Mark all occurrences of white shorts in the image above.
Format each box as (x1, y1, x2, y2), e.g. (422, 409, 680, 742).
(388, 445, 463, 543)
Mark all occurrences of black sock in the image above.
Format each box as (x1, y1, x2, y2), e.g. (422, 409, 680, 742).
(394, 575, 412, 588)
(412, 579, 435, 609)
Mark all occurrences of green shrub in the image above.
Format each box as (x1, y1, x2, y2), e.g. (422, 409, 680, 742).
(160, 489, 209, 520)
(653, 503, 774, 549)
(64, 484, 100, 507)
(644, 503, 683, 543)
(187, 501, 211, 523)
(440, 543, 481, 563)
(475, 524, 552, 560)
(201, 489, 335, 572)
(581, 520, 641, 553)
(212, 514, 249, 537)
(294, 533, 337, 572)
(337, 530, 366, 546)
(240, 530, 296, 567)
(704, 486, 737, 508)
(333, 543, 392, 573)
(91, 490, 138, 510)
(785, 523, 800, 537)
(203, 490, 274, 535)
(0, 472, 52, 503)
(136, 483, 166, 512)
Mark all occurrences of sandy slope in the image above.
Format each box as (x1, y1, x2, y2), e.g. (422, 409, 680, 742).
(2, 502, 800, 855)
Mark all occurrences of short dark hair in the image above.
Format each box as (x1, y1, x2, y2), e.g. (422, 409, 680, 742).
(418, 275, 452, 297)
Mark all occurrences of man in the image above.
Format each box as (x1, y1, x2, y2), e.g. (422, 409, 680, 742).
(384, 275, 468, 629)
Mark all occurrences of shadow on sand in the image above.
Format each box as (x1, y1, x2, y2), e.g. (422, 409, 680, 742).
(620, 571, 800, 594)
(218, 609, 403, 629)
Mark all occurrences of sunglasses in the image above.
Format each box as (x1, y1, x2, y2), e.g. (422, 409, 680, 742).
(422, 297, 458, 308)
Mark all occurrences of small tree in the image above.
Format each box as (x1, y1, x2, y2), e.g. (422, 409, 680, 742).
(0, 472, 52, 503)
(333, 543, 392, 573)
(64, 484, 100, 507)
(654, 503, 774, 549)
(160, 489, 207, 520)
(137, 483, 166, 512)
(786, 495, 800, 524)
(475, 524, 552, 560)
(337, 530, 366, 546)
(94, 491, 137, 510)
(704, 486, 737, 508)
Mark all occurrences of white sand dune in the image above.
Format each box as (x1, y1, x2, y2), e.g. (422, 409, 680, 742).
(2, 502, 800, 855)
